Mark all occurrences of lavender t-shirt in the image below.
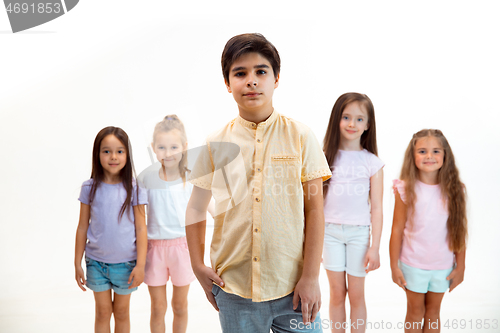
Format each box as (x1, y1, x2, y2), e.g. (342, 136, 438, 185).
(78, 179, 148, 263)
(324, 149, 384, 225)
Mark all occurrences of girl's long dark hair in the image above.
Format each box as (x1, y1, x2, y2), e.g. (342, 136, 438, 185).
(89, 126, 136, 219)
(323, 93, 378, 198)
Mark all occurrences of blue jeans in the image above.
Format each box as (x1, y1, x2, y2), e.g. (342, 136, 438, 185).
(212, 285, 323, 333)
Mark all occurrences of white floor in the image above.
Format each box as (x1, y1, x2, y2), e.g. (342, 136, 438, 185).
(1, 210, 498, 333)
(1, 263, 498, 332)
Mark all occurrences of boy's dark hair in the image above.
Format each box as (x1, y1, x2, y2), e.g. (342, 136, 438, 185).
(221, 33, 281, 84)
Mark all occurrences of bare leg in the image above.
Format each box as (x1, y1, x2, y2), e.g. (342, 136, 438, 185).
(405, 290, 426, 333)
(326, 270, 347, 333)
(94, 290, 113, 333)
(346, 275, 366, 333)
(112, 293, 131, 333)
(149, 285, 167, 333)
(172, 285, 190, 333)
(423, 292, 445, 333)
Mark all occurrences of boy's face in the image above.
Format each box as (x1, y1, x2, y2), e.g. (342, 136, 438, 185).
(225, 52, 279, 118)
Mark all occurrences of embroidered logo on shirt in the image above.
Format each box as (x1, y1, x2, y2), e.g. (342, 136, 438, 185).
(271, 155, 299, 162)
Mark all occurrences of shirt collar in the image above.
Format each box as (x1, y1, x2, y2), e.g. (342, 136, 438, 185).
(237, 110, 278, 129)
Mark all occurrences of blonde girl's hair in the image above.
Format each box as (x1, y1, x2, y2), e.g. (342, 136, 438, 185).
(323, 92, 378, 198)
(400, 129, 468, 253)
(153, 115, 190, 185)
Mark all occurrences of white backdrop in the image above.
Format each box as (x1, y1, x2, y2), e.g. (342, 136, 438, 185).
(1, 1, 499, 332)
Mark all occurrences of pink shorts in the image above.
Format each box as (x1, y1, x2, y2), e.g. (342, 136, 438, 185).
(144, 237, 196, 287)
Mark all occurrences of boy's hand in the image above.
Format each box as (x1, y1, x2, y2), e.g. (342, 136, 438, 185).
(128, 265, 144, 289)
(391, 267, 407, 290)
(193, 265, 224, 311)
(193, 264, 224, 311)
(75, 265, 86, 291)
(364, 247, 380, 273)
(447, 266, 464, 292)
(293, 277, 321, 325)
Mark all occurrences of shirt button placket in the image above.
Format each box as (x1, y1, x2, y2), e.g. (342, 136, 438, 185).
(252, 125, 264, 300)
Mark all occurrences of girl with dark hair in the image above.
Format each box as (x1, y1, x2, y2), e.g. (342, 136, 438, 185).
(74, 126, 147, 332)
(390, 129, 467, 332)
(322, 93, 384, 333)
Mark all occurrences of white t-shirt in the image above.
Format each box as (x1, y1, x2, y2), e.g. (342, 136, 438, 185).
(138, 163, 193, 240)
(323, 149, 384, 226)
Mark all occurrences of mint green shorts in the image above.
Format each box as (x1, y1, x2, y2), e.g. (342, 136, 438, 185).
(399, 261, 453, 294)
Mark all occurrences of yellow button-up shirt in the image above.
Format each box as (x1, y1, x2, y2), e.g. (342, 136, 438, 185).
(189, 111, 331, 302)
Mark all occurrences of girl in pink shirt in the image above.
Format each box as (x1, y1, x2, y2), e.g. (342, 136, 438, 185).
(390, 129, 468, 333)
(322, 93, 384, 333)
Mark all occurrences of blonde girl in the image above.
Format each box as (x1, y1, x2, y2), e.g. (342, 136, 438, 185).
(74, 126, 147, 333)
(390, 129, 467, 333)
(322, 93, 384, 333)
(138, 115, 195, 333)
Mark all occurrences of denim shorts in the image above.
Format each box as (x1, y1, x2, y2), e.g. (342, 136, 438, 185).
(85, 257, 137, 295)
(323, 223, 370, 277)
(399, 261, 453, 294)
(212, 285, 323, 333)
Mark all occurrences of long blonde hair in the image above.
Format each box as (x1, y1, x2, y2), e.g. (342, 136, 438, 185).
(400, 129, 467, 252)
(153, 115, 189, 185)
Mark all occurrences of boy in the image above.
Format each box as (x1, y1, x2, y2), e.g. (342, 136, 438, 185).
(186, 33, 331, 332)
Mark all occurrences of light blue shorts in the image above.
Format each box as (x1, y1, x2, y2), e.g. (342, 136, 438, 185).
(323, 223, 370, 277)
(399, 261, 453, 294)
(212, 285, 323, 333)
(85, 257, 137, 295)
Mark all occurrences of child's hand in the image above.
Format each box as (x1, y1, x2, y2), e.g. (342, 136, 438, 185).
(293, 276, 321, 325)
(75, 266, 86, 291)
(364, 247, 380, 273)
(128, 266, 144, 289)
(447, 266, 465, 292)
(193, 264, 224, 312)
(391, 267, 407, 290)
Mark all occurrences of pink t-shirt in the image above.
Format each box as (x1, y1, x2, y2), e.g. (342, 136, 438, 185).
(393, 179, 454, 270)
(324, 149, 384, 226)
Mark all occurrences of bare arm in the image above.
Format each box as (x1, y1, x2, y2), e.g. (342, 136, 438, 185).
(128, 204, 146, 288)
(447, 248, 466, 292)
(74, 203, 90, 291)
(389, 191, 407, 289)
(365, 168, 383, 272)
(185, 186, 223, 311)
(207, 198, 216, 218)
(293, 177, 324, 324)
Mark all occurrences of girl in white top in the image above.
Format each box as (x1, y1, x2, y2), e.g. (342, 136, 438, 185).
(138, 115, 195, 333)
(322, 93, 384, 333)
(390, 129, 467, 332)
